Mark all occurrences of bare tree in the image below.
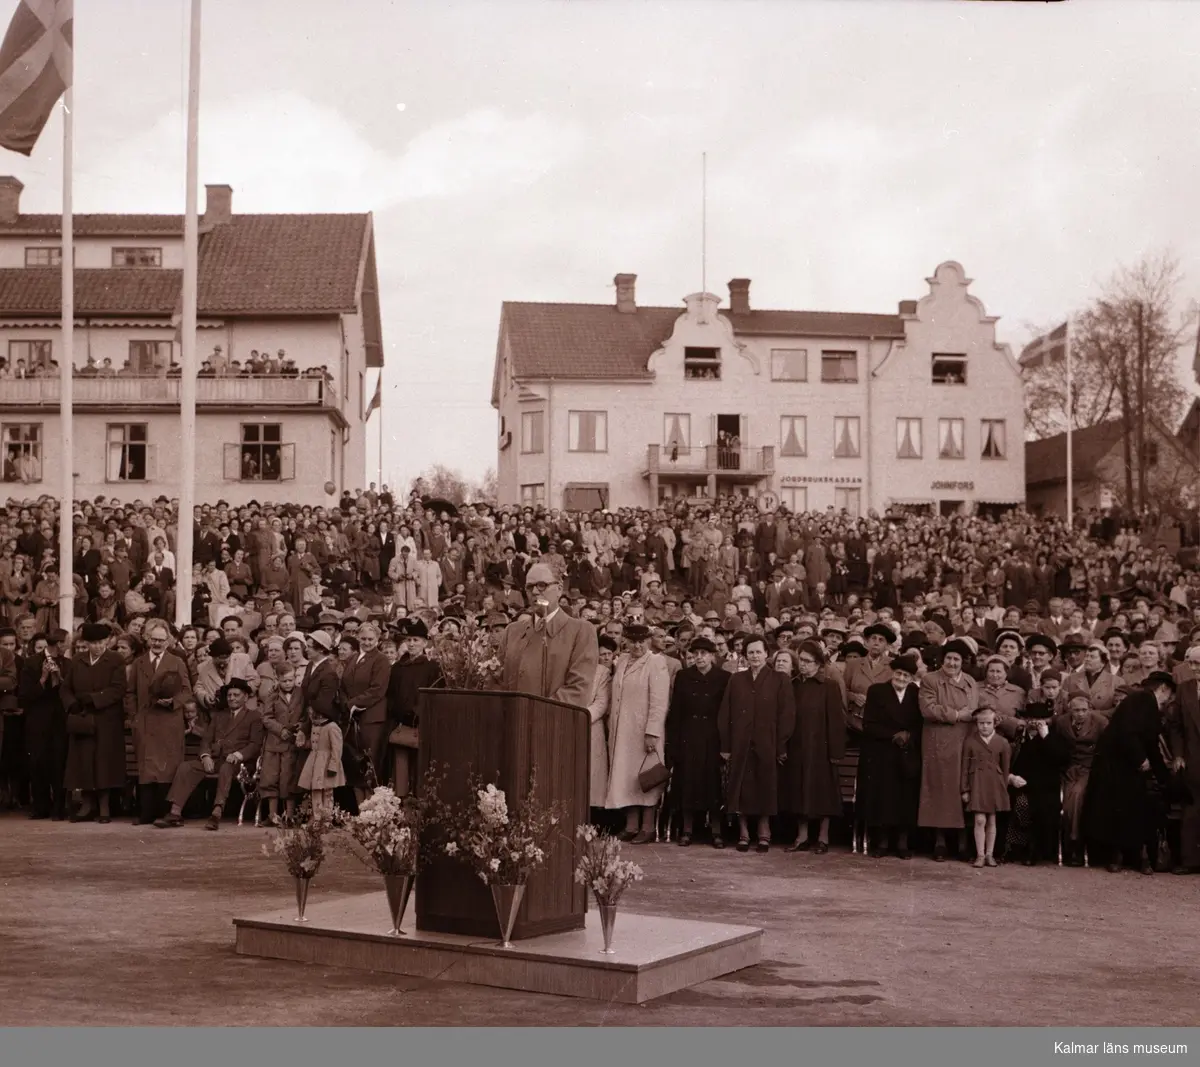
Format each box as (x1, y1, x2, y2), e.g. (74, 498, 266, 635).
(473, 467, 498, 504)
(1023, 251, 1195, 509)
(410, 464, 471, 506)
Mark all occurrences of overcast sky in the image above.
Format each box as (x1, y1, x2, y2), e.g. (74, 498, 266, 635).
(5, 0, 1200, 490)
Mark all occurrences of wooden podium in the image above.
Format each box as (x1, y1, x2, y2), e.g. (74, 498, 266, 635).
(415, 689, 589, 940)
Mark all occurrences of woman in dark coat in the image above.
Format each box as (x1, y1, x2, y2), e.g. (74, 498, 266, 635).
(61, 623, 129, 822)
(717, 636, 795, 852)
(782, 640, 846, 855)
(1082, 673, 1174, 874)
(857, 652, 922, 857)
(20, 630, 68, 820)
(666, 637, 730, 847)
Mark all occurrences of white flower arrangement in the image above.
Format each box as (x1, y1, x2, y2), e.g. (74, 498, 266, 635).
(574, 824, 644, 906)
(334, 771, 448, 876)
(261, 799, 330, 880)
(443, 771, 565, 886)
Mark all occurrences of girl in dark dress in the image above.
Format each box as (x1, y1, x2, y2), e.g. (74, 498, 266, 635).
(961, 708, 1017, 869)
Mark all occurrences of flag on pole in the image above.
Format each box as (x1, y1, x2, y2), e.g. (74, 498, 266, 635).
(1018, 321, 1068, 370)
(0, 0, 73, 156)
(364, 373, 382, 419)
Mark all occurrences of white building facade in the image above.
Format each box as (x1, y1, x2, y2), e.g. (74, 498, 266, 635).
(493, 262, 1025, 516)
(0, 178, 383, 507)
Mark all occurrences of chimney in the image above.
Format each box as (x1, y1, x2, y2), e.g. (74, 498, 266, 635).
(203, 183, 233, 227)
(728, 278, 751, 315)
(614, 273, 637, 314)
(898, 299, 918, 315)
(0, 176, 23, 224)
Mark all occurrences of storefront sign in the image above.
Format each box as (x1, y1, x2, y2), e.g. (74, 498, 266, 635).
(780, 476, 863, 485)
(931, 480, 974, 491)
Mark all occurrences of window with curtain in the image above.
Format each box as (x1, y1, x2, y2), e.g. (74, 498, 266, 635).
(896, 418, 922, 459)
(770, 348, 808, 381)
(834, 487, 861, 517)
(780, 416, 807, 457)
(938, 418, 965, 459)
(520, 411, 544, 454)
(663, 413, 691, 460)
(821, 351, 858, 383)
(520, 483, 545, 506)
(1, 423, 42, 484)
(833, 416, 860, 458)
(107, 423, 149, 481)
(568, 410, 607, 452)
(780, 487, 807, 513)
(981, 419, 1006, 459)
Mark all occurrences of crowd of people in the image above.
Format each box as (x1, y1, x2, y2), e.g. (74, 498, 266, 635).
(0, 485, 1197, 878)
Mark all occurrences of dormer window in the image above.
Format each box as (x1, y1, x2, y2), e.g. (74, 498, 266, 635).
(932, 352, 967, 385)
(112, 247, 163, 268)
(684, 346, 720, 381)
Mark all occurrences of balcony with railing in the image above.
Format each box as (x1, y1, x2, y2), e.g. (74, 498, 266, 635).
(646, 443, 774, 477)
(0, 373, 339, 409)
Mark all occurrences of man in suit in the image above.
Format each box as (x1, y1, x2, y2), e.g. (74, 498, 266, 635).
(386, 618, 441, 795)
(496, 562, 599, 708)
(156, 677, 263, 830)
(341, 621, 391, 796)
(131, 619, 193, 825)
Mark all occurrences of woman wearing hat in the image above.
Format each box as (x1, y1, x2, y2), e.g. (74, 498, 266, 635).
(781, 641, 846, 855)
(1063, 643, 1119, 717)
(60, 623, 128, 823)
(1082, 672, 1175, 874)
(605, 623, 670, 844)
(585, 636, 616, 816)
(917, 638, 979, 861)
(858, 652, 922, 858)
(666, 636, 730, 848)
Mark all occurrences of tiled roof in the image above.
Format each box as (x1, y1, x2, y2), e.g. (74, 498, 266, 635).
(502, 303, 679, 379)
(1024, 421, 1126, 486)
(199, 214, 368, 314)
(0, 214, 184, 235)
(725, 309, 904, 338)
(502, 302, 905, 380)
(0, 214, 370, 316)
(0, 268, 181, 314)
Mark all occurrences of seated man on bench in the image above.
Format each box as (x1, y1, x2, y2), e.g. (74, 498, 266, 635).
(155, 678, 264, 831)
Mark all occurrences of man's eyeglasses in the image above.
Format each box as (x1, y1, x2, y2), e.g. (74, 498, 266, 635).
(527, 581, 551, 594)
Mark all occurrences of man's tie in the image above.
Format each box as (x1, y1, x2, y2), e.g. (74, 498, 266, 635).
(534, 616, 546, 633)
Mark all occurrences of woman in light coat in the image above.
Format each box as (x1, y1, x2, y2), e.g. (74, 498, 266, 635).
(587, 636, 616, 813)
(604, 624, 670, 843)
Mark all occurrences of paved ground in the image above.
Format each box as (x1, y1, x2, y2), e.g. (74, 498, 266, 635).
(1, 812, 1198, 1027)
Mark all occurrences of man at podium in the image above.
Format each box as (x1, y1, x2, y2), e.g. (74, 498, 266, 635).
(497, 562, 598, 708)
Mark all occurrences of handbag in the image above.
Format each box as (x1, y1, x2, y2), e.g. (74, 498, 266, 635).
(66, 712, 95, 737)
(638, 751, 670, 792)
(389, 723, 419, 749)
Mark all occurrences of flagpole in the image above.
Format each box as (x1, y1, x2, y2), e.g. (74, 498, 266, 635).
(377, 373, 383, 488)
(58, 86, 73, 634)
(1065, 322, 1074, 528)
(174, 0, 200, 628)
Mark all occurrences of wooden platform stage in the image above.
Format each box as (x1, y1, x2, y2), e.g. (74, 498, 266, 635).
(234, 892, 763, 1004)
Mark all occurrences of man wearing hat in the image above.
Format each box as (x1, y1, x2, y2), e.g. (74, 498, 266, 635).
(131, 619, 193, 825)
(157, 678, 264, 830)
(1083, 671, 1176, 874)
(844, 623, 896, 732)
(194, 637, 259, 712)
(19, 629, 68, 820)
(1025, 634, 1057, 691)
(496, 562, 598, 709)
(1167, 664, 1200, 874)
(341, 621, 391, 797)
(60, 623, 127, 823)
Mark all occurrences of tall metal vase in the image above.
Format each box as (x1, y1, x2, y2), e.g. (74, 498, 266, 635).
(294, 876, 311, 923)
(383, 873, 414, 936)
(490, 883, 525, 948)
(598, 902, 618, 954)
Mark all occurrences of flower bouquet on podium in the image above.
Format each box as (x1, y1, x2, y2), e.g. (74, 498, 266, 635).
(443, 772, 565, 946)
(574, 825, 644, 954)
(428, 622, 503, 690)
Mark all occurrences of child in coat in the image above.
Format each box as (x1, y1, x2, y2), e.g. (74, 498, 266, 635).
(297, 705, 345, 820)
(259, 666, 304, 824)
(961, 709, 1023, 869)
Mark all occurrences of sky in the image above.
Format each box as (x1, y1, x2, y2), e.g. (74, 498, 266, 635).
(5, 0, 1200, 491)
